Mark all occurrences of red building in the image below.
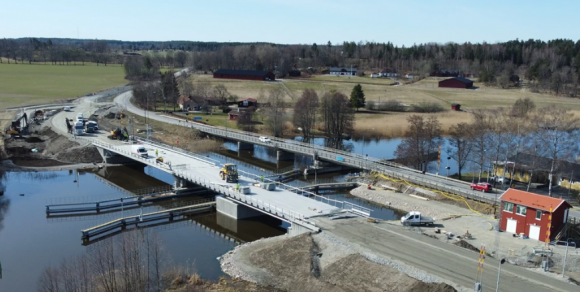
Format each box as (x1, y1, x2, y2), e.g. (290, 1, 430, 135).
(499, 189, 572, 241)
(451, 103, 461, 111)
(213, 69, 275, 81)
(438, 77, 473, 89)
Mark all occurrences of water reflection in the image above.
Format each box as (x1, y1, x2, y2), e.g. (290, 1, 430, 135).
(0, 167, 8, 232)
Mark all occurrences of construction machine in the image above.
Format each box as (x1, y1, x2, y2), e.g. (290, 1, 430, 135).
(107, 127, 129, 141)
(219, 163, 239, 183)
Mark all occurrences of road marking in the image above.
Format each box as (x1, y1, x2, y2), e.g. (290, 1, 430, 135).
(372, 225, 573, 292)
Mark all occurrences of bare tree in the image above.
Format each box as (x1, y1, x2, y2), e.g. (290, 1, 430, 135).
(448, 122, 473, 180)
(292, 89, 319, 138)
(470, 109, 496, 182)
(510, 97, 536, 118)
(534, 106, 580, 196)
(237, 110, 255, 131)
(395, 115, 442, 170)
(320, 91, 354, 146)
(264, 87, 287, 137)
(213, 84, 231, 109)
(37, 266, 61, 292)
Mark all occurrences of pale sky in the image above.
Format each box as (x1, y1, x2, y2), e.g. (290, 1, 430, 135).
(2, 0, 579, 46)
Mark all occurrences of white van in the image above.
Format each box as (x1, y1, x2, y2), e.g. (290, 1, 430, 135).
(132, 145, 148, 158)
(63, 106, 71, 112)
(76, 113, 84, 123)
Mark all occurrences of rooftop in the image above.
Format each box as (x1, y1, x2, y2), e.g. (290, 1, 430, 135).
(498, 188, 571, 212)
(214, 69, 272, 76)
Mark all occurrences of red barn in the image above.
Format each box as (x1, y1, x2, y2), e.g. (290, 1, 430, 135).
(451, 103, 461, 111)
(438, 77, 473, 89)
(499, 189, 572, 241)
(213, 69, 275, 81)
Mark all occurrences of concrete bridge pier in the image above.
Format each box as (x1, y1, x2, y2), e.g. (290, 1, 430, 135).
(173, 177, 198, 189)
(216, 196, 263, 219)
(288, 223, 312, 236)
(237, 142, 254, 157)
(277, 150, 295, 161)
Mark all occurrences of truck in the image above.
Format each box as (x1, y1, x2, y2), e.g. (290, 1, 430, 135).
(74, 121, 85, 136)
(76, 113, 84, 123)
(400, 211, 434, 226)
(132, 145, 148, 158)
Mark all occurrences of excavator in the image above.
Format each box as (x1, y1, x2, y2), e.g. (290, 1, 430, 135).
(5, 113, 28, 136)
(219, 163, 238, 183)
(107, 127, 129, 141)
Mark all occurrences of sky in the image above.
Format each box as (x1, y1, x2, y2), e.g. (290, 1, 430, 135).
(2, 0, 579, 46)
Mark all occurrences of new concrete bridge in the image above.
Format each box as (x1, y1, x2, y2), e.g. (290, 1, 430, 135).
(92, 137, 371, 235)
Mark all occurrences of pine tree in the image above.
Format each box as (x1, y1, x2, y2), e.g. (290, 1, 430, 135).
(349, 84, 365, 111)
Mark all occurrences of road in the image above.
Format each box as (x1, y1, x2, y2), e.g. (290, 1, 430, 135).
(114, 90, 580, 221)
(314, 218, 576, 292)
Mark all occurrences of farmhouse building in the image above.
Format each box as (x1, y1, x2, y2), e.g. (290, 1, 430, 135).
(438, 77, 473, 89)
(213, 69, 275, 81)
(237, 98, 258, 109)
(380, 68, 399, 77)
(493, 153, 580, 191)
(499, 189, 571, 241)
(330, 67, 357, 76)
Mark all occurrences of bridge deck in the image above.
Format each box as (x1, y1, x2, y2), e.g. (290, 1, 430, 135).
(95, 140, 343, 219)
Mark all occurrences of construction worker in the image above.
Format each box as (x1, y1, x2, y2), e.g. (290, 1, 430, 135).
(260, 175, 264, 182)
(236, 184, 240, 192)
(155, 149, 158, 157)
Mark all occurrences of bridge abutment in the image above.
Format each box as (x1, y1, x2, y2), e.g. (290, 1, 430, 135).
(96, 147, 145, 165)
(216, 196, 263, 219)
(288, 223, 312, 236)
(276, 150, 295, 161)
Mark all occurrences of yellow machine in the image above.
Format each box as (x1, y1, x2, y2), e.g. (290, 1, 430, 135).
(219, 163, 239, 183)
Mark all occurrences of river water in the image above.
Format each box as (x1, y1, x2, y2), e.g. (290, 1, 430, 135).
(0, 136, 421, 291)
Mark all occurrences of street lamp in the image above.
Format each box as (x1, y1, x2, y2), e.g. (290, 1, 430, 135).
(495, 258, 506, 292)
(446, 156, 451, 177)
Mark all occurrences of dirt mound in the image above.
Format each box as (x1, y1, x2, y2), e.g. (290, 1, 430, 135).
(56, 146, 102, 163)
(25, 136, 44, 143)
(453, 240, 480, 253)
(248, 234, 456, 292)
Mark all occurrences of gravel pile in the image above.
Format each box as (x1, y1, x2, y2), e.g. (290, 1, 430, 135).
(351, 186, 453, 219)
(219, 241, 259, 282)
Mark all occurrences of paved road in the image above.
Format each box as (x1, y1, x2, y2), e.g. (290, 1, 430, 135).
(314, 218, 576, 292)
(114, 91, 580, 220)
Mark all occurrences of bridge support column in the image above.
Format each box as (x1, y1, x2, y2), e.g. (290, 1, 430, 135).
(288, 223, 311, 236)
(277, 150, 295, 161)
(237, 142, 254, 151)
(216, 196, 263, 219)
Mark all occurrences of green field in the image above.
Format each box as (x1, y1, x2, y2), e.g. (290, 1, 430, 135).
(0, 62, 127, 109)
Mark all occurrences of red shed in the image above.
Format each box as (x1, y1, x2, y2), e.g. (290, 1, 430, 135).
(451, 103, 461, 111)
(438, 77, 473, 89)
(499, 189, 572, 241)
(213, 69, 275, 81)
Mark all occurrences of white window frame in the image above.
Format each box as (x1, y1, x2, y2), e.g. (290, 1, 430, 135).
(536, 210, 542, 220)
(503, 202, 514, 212)
(516, 205, 527, 216)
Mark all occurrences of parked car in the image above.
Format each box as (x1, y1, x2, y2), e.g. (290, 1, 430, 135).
(259, 136, 271, 143)
(491, 176, 510, 184)
(470, 182, 492, 192)
(400, 211, 434, 226)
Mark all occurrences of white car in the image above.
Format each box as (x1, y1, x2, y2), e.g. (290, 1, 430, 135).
(259, 136, 271, 143)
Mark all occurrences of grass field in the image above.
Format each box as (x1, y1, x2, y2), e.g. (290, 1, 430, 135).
(0, 62, 127, 109)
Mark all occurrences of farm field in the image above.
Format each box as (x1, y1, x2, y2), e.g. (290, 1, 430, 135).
(191, 74, 580, 111)
(0, 62, 127, 109)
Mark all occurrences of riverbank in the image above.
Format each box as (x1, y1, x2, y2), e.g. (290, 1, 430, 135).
(219, 232, 458, 292)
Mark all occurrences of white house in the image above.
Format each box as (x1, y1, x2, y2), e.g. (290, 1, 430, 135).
(370, 72, 379, 78)
(405, 73, 415, 79)
(330, 67, 357, 76)
(380, 68, 399, 77)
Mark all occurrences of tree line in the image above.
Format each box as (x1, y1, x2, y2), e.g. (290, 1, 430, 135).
(3, 37, 580, 95)
(395, 98, 580, 196)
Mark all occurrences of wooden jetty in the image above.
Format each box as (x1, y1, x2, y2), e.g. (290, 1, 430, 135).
(46, 188, 208, 215)
(81, 201, 215, 240)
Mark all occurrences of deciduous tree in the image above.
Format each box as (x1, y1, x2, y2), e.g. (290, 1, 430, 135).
(320, 91, 354, 145)
(448, 122, 473, 180)
(264, 87, 287, 137)
(292, 89, 319, 138)
(395, 115, 442, 170)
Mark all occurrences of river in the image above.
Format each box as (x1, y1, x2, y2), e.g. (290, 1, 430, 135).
(0, 136, 422, 291)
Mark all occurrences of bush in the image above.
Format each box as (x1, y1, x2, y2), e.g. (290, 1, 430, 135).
(366, 100, 406, 112)
(409, 102, 444, 113)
